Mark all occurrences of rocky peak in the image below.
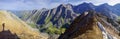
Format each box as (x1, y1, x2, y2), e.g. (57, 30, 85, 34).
(57, 4, 73, 10)
(73, 3, 95, 13)
(58, 4, 66, 8)
(100, 3, 110, 7)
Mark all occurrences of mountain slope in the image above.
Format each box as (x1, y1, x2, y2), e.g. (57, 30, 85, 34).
(19, 4, 80, 34)
(59, 11, 103, 39)
(0, 10, 47, 39)
(58, 11, 120, 39)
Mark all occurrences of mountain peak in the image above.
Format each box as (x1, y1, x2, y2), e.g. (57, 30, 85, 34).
(79, 2, 94, 6)
(73, 2, 95, 13)
(81, 10, 96, 17)
(41, 8, 47, 10)
(102, 3, 109, 5)
(58, 4, 73, 8)
(58, 4, 66, 8)
(100, 3, 111, 7)
(114, 3, 120, 6)
(66, 3, 73, 7)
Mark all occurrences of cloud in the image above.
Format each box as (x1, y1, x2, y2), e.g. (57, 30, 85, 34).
(108, 0, 120, 5)
(0, 0, 119, 10)
(71, 0, 120, 5)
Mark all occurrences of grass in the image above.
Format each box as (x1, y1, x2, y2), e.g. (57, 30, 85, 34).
(28, 23, 36, 28)
(61, 17, 64, 24)
(0, 11, 46, 39)
(46, 25, 66, 34)
(118, 16, 120, 19)
(38, 21, 66, 35)
(45, 15, 52, 24)
(44, 22, 66, 34)
(117, 16, 120, 24)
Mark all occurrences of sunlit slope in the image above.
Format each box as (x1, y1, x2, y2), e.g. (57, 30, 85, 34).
(0, 10, 47, 39)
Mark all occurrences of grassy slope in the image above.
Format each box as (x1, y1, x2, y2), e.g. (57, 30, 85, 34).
(0, 10, 47, 39)
(117, 16, 120, 24)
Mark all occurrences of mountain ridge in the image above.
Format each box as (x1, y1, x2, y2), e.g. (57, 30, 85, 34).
(0, 10, 47, 39)
(58, 10, 120, 39)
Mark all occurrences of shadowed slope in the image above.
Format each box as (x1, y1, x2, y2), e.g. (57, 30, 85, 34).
(0, 30, 20, 39)
(59, 10, 120, 39)
(59, 11, 103, 39)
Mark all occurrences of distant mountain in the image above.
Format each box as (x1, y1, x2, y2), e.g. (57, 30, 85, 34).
(113, 4, 120, 15)
(98, 3, 120, 16)
(10, 10, 32, 17)
(0, 10, 47, 39)
(95, 3, 118, 20)
(59, 11, 120, 39)
(73, 3, 119, 20)
(73, 2, 95, 13)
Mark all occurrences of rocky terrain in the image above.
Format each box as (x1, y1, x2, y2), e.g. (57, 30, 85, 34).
(59, 11, 120, 39)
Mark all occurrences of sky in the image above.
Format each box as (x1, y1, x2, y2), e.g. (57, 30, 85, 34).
(0, 0, 120, 10)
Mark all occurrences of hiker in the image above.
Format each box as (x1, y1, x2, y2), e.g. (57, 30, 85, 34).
(2, 23, 5, 31)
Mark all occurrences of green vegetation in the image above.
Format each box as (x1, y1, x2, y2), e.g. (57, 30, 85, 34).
(118, 16, 120, 20)
(25, 16, 71, 35)
(26, 15, 70, 35)
(46, 22, 66, 34)
(28, 23, 36, 28)
(46, 25, 66, 34)
(61, 17, 64, 24)
(117, 16, 120, 24)
(21, 12, 31, 20)
(40, 17, 70, 34)
(39, 22, 66, 34)
(45, 15, 52, 24)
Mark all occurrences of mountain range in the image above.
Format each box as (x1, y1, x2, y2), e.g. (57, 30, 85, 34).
(14, 3, 120, 25)
(9, 2, 120, 39)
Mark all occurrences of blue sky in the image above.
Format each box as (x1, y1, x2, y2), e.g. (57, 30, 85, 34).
(0, 0, 120, 10)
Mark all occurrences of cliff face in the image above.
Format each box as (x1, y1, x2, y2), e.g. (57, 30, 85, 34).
(58, 11, 120, 39)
